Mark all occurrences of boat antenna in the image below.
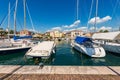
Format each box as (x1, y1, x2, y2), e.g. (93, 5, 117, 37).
(8, 2, 10, 40)
(23, 0, 26, 30)
(94, 0, 98, 32)
(86, 0, 94, 32)
(14, 0, 18, 36)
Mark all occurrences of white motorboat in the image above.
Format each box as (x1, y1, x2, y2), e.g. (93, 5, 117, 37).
(92, 31, 120, 54)
(71, 36, 106, 57)
(25, 41, 56, 59)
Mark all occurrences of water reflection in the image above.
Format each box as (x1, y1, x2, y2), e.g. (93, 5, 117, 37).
(70, 46, 106, 66)
(0, 40, 120, 66)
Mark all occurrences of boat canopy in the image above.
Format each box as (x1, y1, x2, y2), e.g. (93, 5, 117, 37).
(75, 36, 92, 44)
(92, 31, 120, 40)
(13, 35, 32, 40)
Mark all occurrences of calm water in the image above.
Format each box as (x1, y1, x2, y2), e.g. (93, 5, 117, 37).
(0, 40, 120, 66)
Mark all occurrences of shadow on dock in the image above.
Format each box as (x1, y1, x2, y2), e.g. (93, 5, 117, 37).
(107, 66, 120, 76)
(0, 66, 23, 80)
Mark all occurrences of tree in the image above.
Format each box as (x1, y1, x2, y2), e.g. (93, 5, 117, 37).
(104, 30, 109, 33)
(99, 30, 109, 33)
(0, 30, 7, 38)
(99, 30, 103, 33)
(9, 30, 14, 34)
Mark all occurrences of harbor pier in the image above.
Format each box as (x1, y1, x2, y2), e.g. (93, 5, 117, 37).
(0, 65, 120, 80)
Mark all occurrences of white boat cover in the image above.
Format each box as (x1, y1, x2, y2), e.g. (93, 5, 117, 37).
(32, 41, 54, 51)
(92, 31, 120, 40)
(26, 41, 55, 57)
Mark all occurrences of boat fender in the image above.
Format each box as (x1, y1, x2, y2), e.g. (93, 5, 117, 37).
(39, 62, 44, 69)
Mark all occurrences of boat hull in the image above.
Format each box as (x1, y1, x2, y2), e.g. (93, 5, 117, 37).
(71, 42, 106, 57)
(94, 41, 120, 54)
(0, 47, 30, 54)
(101, 44, 120, 54)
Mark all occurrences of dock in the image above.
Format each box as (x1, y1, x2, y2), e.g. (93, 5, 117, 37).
(0, 65, 120, 80)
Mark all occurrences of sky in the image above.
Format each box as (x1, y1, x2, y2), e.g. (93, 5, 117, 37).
(0, 0, 120, 33)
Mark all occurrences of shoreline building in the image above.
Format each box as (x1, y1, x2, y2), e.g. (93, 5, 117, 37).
(66, 30, 84, 39)
(49, 30, 63, 39)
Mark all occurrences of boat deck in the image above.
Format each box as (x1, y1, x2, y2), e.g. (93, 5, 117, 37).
(0, 65, 120, 80)
(26, 41, 55, 57)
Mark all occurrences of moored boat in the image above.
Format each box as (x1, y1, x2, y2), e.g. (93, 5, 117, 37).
(92, 31, 120, 54)
(71, 36, 106, 57)
(0, 0, 37, 54)
(25, 41, 56, 59)
(0, 36, 36, 54)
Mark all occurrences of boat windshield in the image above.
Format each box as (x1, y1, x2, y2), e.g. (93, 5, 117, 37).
(83, 41, 93, 48)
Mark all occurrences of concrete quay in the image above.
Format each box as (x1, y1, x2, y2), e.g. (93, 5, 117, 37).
(0, 65, 120, 75)
(0, 65, 119, 80)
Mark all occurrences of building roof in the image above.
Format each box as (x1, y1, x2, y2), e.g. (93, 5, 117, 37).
(92, 31, 120, 40)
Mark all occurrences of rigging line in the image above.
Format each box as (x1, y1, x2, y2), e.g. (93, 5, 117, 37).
(17, 18, 23, 30)
(26, 2, 35, 32)
(109, 0, 119, 26)
(0, 1, 16, 27)
(86, 0, 94, 32)
(111, 0, 119, 18)
(0, 15, 6, 27)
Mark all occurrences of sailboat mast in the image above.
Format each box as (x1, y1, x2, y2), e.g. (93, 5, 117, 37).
(8, 2, 10, 40)
(94, 0, 98, 32)
(77, 0, 79, 20)
(23, 0, 26, 30)
(14, 0, 18, 36)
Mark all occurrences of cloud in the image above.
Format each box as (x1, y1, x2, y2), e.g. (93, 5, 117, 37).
(69, 29, 76, 31)
(77, 27, 87, 30)
(99, 26, 112, 31)
(46, 20, 80, 32)
(63, 29, 69, 32)
(27, 29, 36, 32)
(46, 30, 51, 32)
(89, 26, 98, 31)
(63, 20, 80, 28)
(73, 20, 80, 25)
(88, 16, 112, 24)
(63, 29, 75, 32)
(63, 25, 69, 28)
(77, 27, 88, 32)
(46, 27, 62, 32)
(51, 27, 61, 30)
(89, 26, 112, 32)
